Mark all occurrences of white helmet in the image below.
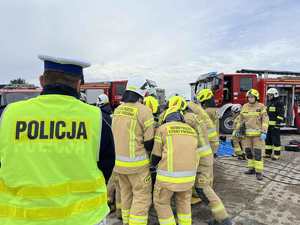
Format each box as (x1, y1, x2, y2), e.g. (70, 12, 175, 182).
(146, 87, 157, 97)
(97, 94, 109, 107)
(126, 79, 147, 98)
(231, 104, 242, 113)
(80, 92, 87, 102)
(267, 88, 279, 98)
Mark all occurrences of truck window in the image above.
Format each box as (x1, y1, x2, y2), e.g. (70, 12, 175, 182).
(116, 83, 126, 96)
(240, 77, 252, 91)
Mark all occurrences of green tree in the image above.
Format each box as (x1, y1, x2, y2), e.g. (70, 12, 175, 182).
(9, 78, 27, 85)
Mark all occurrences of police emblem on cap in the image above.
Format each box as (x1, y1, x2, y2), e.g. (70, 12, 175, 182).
(38, 55, 91, 77)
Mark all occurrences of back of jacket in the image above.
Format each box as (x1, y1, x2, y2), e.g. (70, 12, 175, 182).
(152, 121, 198, 191)
(112, 102, 154, 174)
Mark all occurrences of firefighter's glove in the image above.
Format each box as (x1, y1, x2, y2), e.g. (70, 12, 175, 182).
(260, 133, 267, 141)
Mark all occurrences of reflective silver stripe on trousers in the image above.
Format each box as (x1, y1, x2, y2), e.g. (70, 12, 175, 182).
(197, 145, 211, 152)
(116, 154, 148, 162)
(157, 170, 196, 177)
(207, 128, 217, 133)
(246, 129, 261, 133)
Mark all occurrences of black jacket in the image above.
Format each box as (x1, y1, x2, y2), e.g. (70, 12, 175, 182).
(267, 97, 284, 126)
(41, 84, 115, 183)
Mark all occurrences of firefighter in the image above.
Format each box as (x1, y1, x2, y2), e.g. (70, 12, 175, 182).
(196, 88, 219, 135)
(0, 55, 115, 225)
(182, 100, 232, 225)
(97, 94, 121, 219)
(151, 106, 198, 225)
(144, 94, 160, 125)
(265, 88, 284, 160)
(238, 89, 269, 181)
(231, 104, 246, 160)
(188, 99, 219, 188)
(112, 80, 155, 225)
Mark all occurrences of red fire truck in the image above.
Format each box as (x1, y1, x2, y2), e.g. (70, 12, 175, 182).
(81, 79, 166, 108)
(190, 69, 300, 134)
(80, 80, 127, 108)
(0, 85, 41, 108)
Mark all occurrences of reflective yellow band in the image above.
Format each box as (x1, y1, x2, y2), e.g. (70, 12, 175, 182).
(129, 120, 137, 158)
(265, 145, 273, 150)
(269, 107, 276, 112)
(211, 203, 225, 213)
(154, 135, 162, 143)
(144, 118, 154, 128)
(247, 160, 255, 168)
(273, 146, 282, 151)
(269, 121, 276, 125)
(277, 116, 284, 121)
(208, 131, 218, 139)
(129, 214, 148, 224)
(122, 209, 130, 224)
(254, 160, 264, 172)
(0, 194, 107, 220)
(177, 213, 192, 225)
(159, 216, 176, 225)
(156, 174, 195, 184)
(167, 136, 174, 172)
(245, 130, 261, 136)
(243, 112, 260, 116)
(0, 178, 104, 198)
(115, 159, 149, 168)
(198, 148, 213, 158)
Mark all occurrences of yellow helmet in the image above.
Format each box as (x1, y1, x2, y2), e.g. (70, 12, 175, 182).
(144, 96, 159, 114)
(163, 106, 183, 122)
(196, 88, 213, 103)
(246, 89, 259, 100)
(168, 95, 187, 111)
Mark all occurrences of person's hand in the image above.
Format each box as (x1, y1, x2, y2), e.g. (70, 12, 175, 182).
(260, 133, 267, 141)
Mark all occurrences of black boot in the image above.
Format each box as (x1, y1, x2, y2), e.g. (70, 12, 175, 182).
(244, 168, 255, 175)
(256, 172, 263, 180)
(208, 218, 232, 225)
(238, 153, 246, 160)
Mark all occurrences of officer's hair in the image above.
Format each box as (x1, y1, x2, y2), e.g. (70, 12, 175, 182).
(42, 71, 80, 89)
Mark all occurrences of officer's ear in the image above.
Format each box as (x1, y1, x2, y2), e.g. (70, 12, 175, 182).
(76, 80, 81, 93)
(39, 75, 45, 88)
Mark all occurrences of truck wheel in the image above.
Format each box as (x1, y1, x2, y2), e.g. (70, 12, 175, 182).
(220, 110, 234, 134)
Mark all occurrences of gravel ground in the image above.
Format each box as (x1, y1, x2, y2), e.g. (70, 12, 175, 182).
(107, 134, 300, 225)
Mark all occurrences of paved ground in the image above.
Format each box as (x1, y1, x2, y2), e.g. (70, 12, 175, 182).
(108, 135, 300, 225)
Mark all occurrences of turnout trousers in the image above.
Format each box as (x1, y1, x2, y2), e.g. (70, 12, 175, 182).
(195, 155, 229, 222)
(266, 126, 281, 159)
(153, 182, 192, 225)
(117, 168, 152, 225)
(242, 136, 264, 173)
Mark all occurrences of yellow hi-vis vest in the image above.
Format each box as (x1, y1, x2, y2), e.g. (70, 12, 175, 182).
(0, 94, 109, 225)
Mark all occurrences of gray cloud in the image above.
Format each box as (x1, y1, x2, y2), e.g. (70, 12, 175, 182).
(0, 0, 299, 96)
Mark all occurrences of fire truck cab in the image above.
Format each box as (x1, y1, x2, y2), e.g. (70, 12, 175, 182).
(191, 70, 300, 134)
(0, 85, 41, 108)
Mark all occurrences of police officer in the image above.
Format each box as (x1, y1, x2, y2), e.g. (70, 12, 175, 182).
(265, 88, 284, 160)
(112, 80, 155, 225)
(152, 106, 198, 225)
(0, 55, 115, 225)
(96, 94, 121, 219)
(238, 89, 269, 181)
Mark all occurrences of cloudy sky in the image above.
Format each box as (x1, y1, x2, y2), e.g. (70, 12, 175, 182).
(0, 0, 299, 96)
